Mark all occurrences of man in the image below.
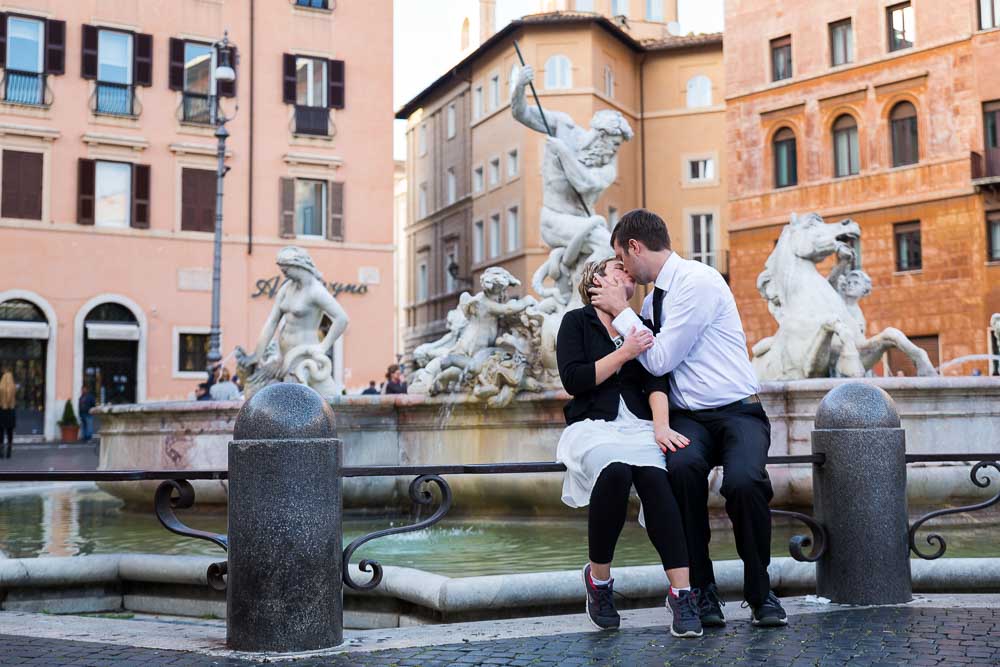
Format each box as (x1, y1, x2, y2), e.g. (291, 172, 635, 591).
(78, 385, 96, 442)
(361, 381, 380, 395)
(589, 208, 787, 628)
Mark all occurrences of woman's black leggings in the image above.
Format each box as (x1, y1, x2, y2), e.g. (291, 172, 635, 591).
(588, 462, 689, 570)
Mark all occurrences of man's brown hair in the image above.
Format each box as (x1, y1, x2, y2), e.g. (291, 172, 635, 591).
(610, 208, 671, 254)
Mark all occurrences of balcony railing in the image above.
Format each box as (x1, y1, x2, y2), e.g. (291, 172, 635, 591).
(92, 81, 137, 117)
(294, 105, 330, 136)
(2, 69, 51, 107)
(972, 149, 1000, 181)
(180, 92, 215, 124)
(683, 248, 730, 278)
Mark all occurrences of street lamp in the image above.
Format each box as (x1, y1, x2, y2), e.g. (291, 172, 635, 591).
(206, 32, 237, 378)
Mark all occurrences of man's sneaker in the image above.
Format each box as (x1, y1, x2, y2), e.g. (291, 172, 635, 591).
(750, 591, 788, 627)
(665, 589, 704, 638)
(582, 564, 620, 630)
(696, 583, 726, 627)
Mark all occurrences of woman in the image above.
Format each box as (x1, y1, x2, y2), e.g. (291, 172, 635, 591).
(556, 259, 701, 638)
(0, 371, 15, 458)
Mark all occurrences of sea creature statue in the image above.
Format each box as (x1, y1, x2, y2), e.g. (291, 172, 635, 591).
(992, 313, 1000, 353)
(235, 246, 349, 399)
(751, 212, 937, 380)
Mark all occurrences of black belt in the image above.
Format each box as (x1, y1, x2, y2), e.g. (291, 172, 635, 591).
(679, 394, 761, 413)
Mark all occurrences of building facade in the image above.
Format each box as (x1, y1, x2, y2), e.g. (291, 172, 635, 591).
(0, 0, 395, 439)
(400, 7, 726, 351)
(725, 0, 1000, 376)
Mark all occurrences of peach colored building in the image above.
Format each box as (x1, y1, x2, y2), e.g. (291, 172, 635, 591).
(725, 0, 1000, 376)
(399, 6, 726, 351)
(0, 0, 395, 440)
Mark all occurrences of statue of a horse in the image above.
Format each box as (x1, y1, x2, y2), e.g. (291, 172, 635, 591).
(751, 212, 937, 380)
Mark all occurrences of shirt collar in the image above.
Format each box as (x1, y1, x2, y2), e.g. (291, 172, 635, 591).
(653, 251, 682, 293)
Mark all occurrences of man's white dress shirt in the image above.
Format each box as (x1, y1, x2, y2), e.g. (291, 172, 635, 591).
(612, 251, 760, 410)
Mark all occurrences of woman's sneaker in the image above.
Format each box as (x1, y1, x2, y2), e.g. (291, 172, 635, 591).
(696, 582, 726, 627)
(582, 564, 620, 630)
(666, 589, 704, 638)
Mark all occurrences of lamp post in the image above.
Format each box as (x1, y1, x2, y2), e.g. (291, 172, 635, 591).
(206, 32, 237, 377)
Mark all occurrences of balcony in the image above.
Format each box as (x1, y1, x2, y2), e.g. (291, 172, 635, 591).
(92, 81, 138, 117)
(294, 105, 330, 136)
(682, 249, 730, 281)
(1, 70, 51, 107)
(179, 92, 215, 125)
(971, 150, 1000, 193)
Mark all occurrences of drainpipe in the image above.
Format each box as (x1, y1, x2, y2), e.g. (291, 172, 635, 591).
(247, 0, 255, 255)
(639, 52, 647, 209)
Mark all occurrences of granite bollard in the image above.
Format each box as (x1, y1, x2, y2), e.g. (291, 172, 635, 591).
(227, 383, 343, 651)
(812, 382, 912, 604)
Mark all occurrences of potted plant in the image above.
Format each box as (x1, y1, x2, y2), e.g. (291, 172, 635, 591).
(58, 400, 79, 442)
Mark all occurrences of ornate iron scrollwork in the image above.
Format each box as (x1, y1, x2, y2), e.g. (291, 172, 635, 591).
(909, 461, 1000, 560)
(154, 479, 229, 589)
(342, 474, 453, 591)
(770, 509, 828, 562)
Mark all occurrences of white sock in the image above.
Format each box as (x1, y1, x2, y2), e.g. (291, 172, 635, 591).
(591, 573, 612, 587)
(670, 586, 691, 597)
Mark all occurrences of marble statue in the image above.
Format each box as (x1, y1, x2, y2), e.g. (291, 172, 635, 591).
(992, 313, 1000, 353)
(751, 212, 937, 380)
(235, 246, 349, 400)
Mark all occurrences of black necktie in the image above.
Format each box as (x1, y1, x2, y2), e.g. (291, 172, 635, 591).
(652, 287, 665, 335)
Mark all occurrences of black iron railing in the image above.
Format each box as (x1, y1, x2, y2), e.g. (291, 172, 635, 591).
(2, 69, 49, 106)
(92, 81, 136, 116)
(294, 105, 329, 136)
(180, 92, 214, 124)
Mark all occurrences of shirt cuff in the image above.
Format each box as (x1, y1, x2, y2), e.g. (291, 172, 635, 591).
(612, 308, 644, 337)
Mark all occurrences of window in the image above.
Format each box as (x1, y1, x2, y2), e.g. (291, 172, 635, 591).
(612, 0, 629, 16)
(294, 179, 326, 237)
(894, 221, 921, 271)
(603, 66, 614, 98)
(418, 124, 427, 155)
(890, 102, 919, 167)
(688, 158, 715, 182)
(544, 55, 572, 89)
(94, 161, 132, 227)
(473, 165, 484, 193)
(1, 150, 43, 220)
(96, 30, 134, 115)
(180, 41, 213, 123)
(608, 206, 619, 230)
(296, 0, 330, 8)
(489, 157, 501, 186)
(506, 206, 519, 252)
(773, 127, 798, 188)
(771, 36, 792, 82)
(833, 114, 860, 177)
(888, 335, 938, 376)
(177, 332, 210, 374)
(473, 220, 485, 262)
(490, 73, 500, 109)
(646, 0, 664, 21)
(446, 168, 457, 205)
(473, 85, 483, 118)
(987, 212, 1000, 262)
(445, 247, 458, 293)
(686, 75, 712, 108)
(830, 19, 854, 66)
(509, 63, 520, 96)
(295, 56, 327, 107)
(180, 168, 216, 232)
(489, 214, 501, 258)
(446, 103, 456, 139)
(690, 213, 715, 267)
(507, 148, 519, 177)
(282, 53, 344, 134)
(5, 16, 45, 105)
(78, 159, 149, 228)
(576, 0, 595, 10)
(888, 2, 915, 52)
(418, 182, 428, 218)
(981, 0, 1000, 30)
(417, 261, 429, 301)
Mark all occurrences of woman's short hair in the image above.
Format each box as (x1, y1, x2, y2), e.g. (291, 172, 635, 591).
(578, 258, 621, 306)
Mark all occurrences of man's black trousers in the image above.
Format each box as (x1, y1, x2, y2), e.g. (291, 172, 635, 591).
(666, 401, 773, 606)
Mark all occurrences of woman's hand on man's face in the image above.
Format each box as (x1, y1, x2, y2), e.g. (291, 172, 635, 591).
(620, 325, 653, 360)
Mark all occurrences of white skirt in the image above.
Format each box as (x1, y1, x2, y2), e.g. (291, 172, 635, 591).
(556, 397, 666, 525)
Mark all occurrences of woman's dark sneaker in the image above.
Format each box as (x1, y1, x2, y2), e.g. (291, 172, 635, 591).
(750, 591, 788, 627)
(666, 589, 704, 638)
(582, 564, 620, 630)
(696, 583, 726, 627)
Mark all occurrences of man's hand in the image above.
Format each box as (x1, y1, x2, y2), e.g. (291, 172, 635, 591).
(654, 424, 690, 454)
(620, 326, 653, 360)
(589, 273, 629, 316)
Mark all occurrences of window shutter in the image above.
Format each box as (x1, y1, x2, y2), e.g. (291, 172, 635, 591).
(45, 20, 66, 75)
(0, 14, 7, 69)
(9, 151, 43, 220)
(77, 159, 95, 225)
(131, 164, 150, 229)
(327, 181, 344, 241)
(328, 59, 345, 109)
(282, 54, 297, 104)
(217, 45, 236, 97)
(134, 33, 153, 87)
(1, 151, 21, 218)
(181, 168, 216, 232)
(168, 38, 185, 91)
(81, 25, 98, 79)
(279, 177, 295, 237)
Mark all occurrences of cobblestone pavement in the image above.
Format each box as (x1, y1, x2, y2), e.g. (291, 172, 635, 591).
(3, 606, 1000, 666)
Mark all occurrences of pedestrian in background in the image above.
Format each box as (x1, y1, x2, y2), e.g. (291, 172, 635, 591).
(361, 381, 380, 395)
(0, 371, 15, 458)
(209, 367, 242, 400)
(384, 364, 407, 394)
(78, 385, 97, 442)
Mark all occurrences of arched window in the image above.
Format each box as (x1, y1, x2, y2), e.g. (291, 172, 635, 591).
(890, 101, 918, 167)
(833, 114, 860, 177)
(544, 55, 572, 90)
(686, 75, 712, 108)
(460, 17, 470, 51)
(83, 302, 139, 404)
(508, 63, 520, 97)
(773, 127, 797, 188)
(603, 65, 614, 98)
(0, 299, 46, 322)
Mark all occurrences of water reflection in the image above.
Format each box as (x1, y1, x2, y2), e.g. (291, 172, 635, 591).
(0, 484, 997, 577)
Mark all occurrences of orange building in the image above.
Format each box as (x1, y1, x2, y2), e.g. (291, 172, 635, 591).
(725, 0, 1000, 376)
(0, 0, 395, 439)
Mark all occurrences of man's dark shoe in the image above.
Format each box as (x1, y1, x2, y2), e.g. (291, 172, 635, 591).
(750, 591, 788, 627)
(666, 589, 703, 638)
(696, 583, 726, 627)
(582, 564, 620, 630)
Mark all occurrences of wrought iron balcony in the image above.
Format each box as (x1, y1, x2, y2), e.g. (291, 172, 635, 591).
(294, 104, 330, 136)
(92, 81, 138, 117)
(972, 150, 1000, 192)
(179, 92, 215, 125)
(2, 69, 51, 107)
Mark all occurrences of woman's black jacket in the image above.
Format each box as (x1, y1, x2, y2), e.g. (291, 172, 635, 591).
(556, 305, 669, 425)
